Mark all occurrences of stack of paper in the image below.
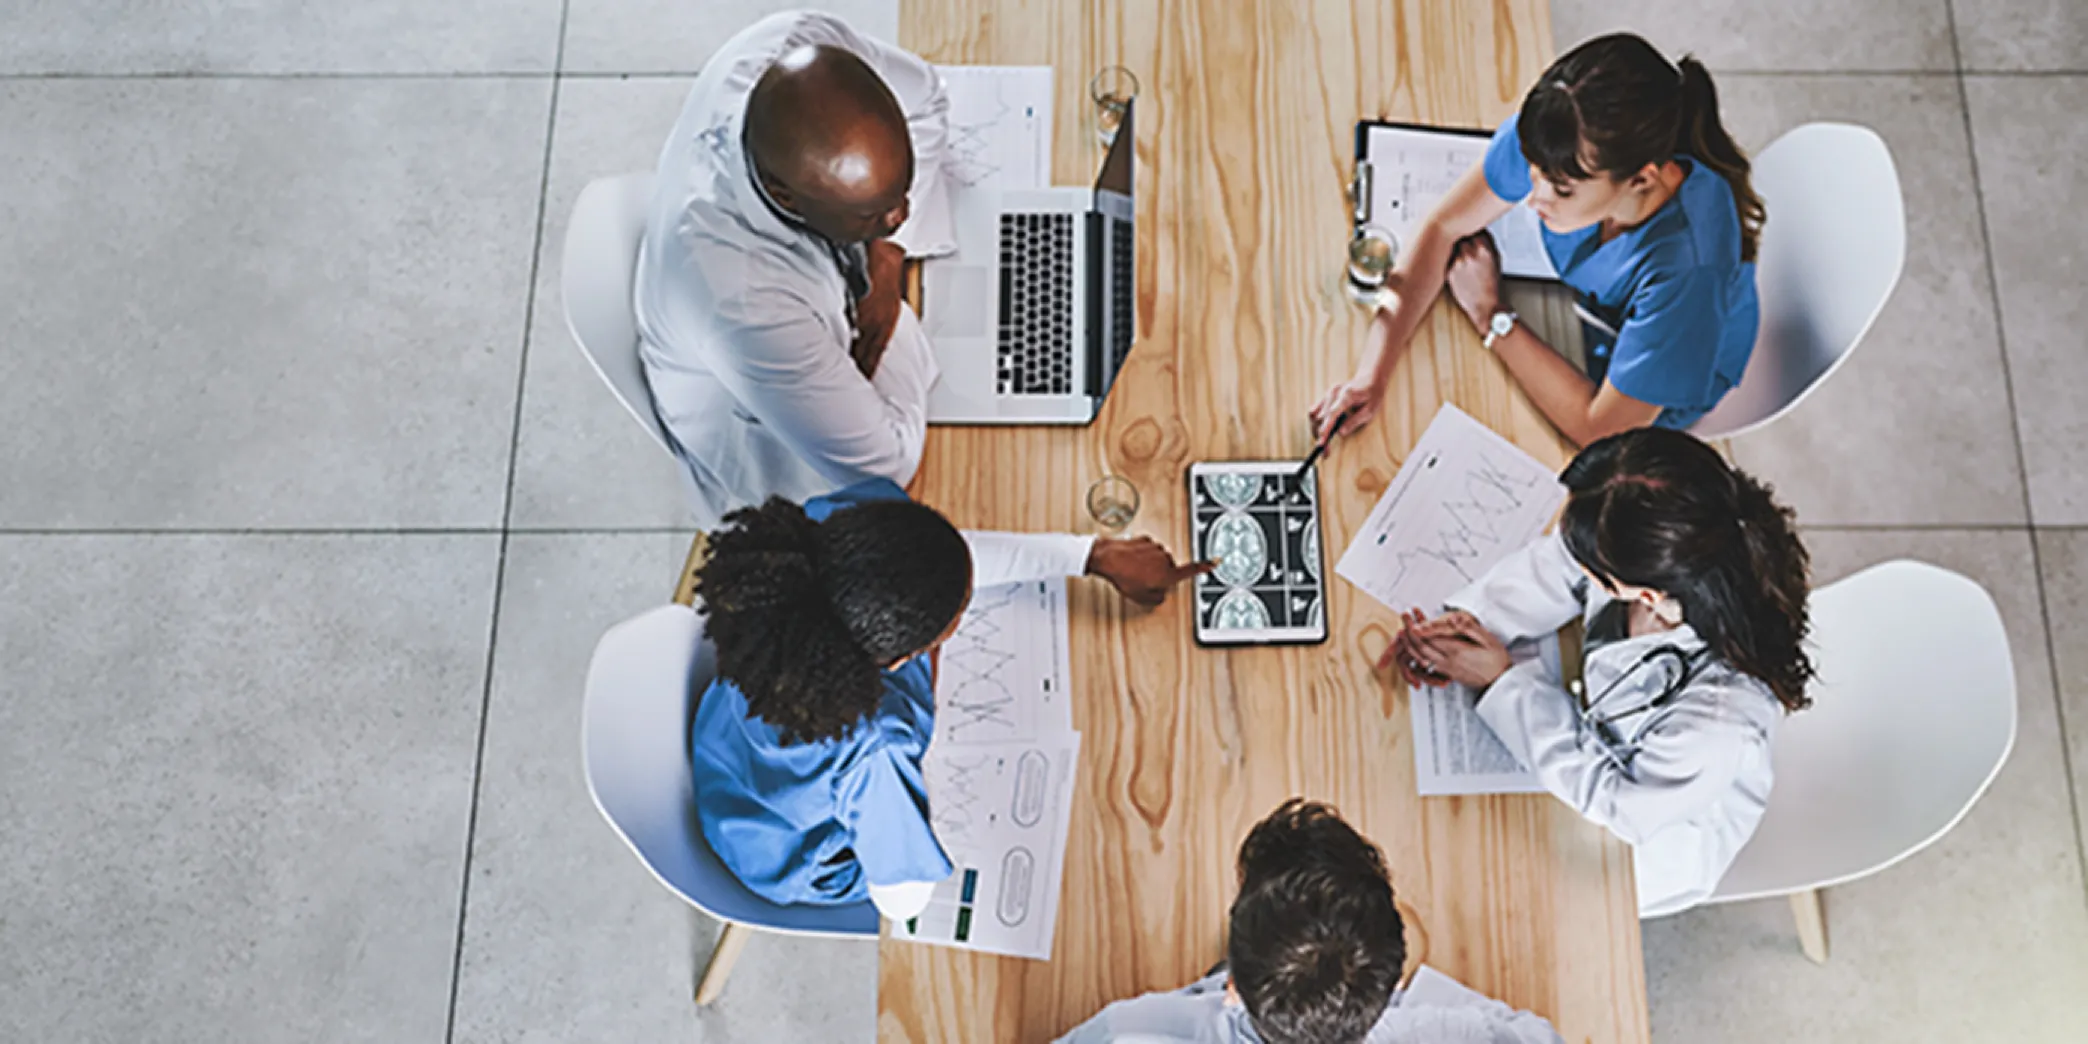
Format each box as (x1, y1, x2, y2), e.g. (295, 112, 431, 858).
(901, 577, 1082, 961)
(1336, 405, 1565, 796)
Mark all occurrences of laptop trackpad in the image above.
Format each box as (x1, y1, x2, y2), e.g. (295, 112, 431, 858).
(924, 265, 993, 338)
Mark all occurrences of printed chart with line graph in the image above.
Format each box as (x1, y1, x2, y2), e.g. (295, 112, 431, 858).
(1337, 404, 1568, 614)
(906, 737, 1081, 960)
(933, 578, 1073, 747)
(935, 65, 1052, 191)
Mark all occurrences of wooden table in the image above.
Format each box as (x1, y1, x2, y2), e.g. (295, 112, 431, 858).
(882, 3, 1650, 1041)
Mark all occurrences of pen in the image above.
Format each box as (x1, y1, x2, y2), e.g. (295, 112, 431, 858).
(1295, 410, 1352, 484)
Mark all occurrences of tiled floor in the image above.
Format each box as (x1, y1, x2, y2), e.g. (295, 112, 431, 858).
(1, 1, 2082, 1041)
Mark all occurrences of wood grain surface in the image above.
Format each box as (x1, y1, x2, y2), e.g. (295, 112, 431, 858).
(881, 3, 1650, 1041)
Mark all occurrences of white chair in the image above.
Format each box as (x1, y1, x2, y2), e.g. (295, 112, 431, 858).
(1691, 123, 1905, 440)
(582, 599, 880, 1006)
(561, 171, 673, 452)
(1702, 560, 2016, 963)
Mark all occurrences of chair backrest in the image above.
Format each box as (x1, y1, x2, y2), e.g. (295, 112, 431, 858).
(561, 172, 673, 453)
(1691, 123, 1905, 440)
(580, 603, 882, 936)
(1709, 561, 2016, 902)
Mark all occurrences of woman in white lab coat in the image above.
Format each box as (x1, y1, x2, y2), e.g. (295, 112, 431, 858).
(1389, 428, 1814, 917)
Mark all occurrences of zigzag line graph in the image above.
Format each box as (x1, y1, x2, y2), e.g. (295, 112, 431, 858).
(1389, 451, 1547, 585)
(938, 585, 1034, 742)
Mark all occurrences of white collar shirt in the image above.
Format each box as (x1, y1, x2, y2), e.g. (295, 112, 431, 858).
(635, 11, 950, 525)
(1052, 967, 1566, 1044)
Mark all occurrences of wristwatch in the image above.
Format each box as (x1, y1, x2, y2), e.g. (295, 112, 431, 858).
(1481, 309, 1519, 351)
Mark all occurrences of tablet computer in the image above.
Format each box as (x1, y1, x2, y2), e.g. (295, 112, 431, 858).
(1188, 460, 1329, 646)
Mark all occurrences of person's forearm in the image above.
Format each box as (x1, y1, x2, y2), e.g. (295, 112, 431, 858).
(1355, 222, 1461, 384)
(1489, 324, 1601, 445)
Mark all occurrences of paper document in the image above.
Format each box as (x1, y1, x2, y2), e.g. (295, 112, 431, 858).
(1410, 639, 1553, 796)
(910, 577, 1082, 960)
(902, 65, 1052, 257)
(937, 65, 1054, 192)
(932, 579, 1074, 748)
(1336, 404, 1567, 615)
(1357, 123, 1558, 280)
(908, 735, 1082, 960)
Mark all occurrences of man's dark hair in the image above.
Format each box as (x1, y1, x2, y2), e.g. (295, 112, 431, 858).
(696, 496, 971, 743)
(1227, 800, 1406, 1044)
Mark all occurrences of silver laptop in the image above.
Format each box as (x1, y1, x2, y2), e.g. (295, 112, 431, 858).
(922, 101, 1137, 424)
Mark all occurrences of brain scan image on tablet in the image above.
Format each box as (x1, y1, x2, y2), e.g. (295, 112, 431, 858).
(1188, 461, 1329, 646)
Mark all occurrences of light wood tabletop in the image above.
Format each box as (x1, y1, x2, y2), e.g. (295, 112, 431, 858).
(882, 2, 1650, 1041)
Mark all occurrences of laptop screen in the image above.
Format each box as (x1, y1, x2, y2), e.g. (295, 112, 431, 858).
(1093, 100, 1133, 199)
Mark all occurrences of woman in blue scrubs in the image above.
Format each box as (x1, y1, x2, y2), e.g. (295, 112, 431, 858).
(1312, 33, 1764, 446)
(689, 478, 1209, 920)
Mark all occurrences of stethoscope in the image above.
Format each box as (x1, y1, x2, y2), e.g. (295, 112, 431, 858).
(1573, 642, 1709, 771)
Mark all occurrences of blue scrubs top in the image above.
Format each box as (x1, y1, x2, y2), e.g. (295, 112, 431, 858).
(690, 478, 954, 906)
(1483, 114, 1760, 429)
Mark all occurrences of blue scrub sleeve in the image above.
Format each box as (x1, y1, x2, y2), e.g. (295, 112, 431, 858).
(805, 476, 910, 521)
(839, 656, 953, 888)
(840, 749, 955, 888)
(1605, 267, 1727, 410)
(1484, 114, 1533, 203)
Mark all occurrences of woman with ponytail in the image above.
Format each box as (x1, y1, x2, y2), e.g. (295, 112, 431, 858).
(1387, 429, 1812, 917)
(689, 477, 1210, 920)
(1313, 33, 1765, 448)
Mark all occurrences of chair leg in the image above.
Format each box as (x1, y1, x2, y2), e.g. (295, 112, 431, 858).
(695, 920, 753, 1006)
(1789, 888, 1829, 964)
(673, 531, 711, 607)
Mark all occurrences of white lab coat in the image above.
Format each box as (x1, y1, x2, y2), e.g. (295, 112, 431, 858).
(635, 11, 952, 526)
(1446, 533, 1782, 918)
(1053, 967, 1564, 1044)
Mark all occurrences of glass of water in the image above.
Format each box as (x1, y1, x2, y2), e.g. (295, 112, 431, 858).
(1089, 66, 1140, 147)
(1344, 224, 1398, 307)
(1086, 475, 1141, 531)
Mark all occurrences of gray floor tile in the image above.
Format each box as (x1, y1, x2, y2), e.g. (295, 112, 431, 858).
(0, 79, 550, 529)
(0, 534, 498, 1044)
(450, 534, 877, 1044)
(510, 77, 699, 530)
(1644, 529, 2088, 1041)
(0, 0, 563, 74)
(1712, 75, 2027, 526)
(562, 0, 897, 74)
(1550, 0, 1954, 72)
(2032, 529, 2088, 864)
(1954, 0, 2088, 72)
(1965, 77, 2088, 525)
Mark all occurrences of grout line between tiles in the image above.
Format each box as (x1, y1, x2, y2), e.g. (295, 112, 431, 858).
(0, 526, 695, 536)
(0, 69, 555, 80)
(1943, 0, 2088, 909)
(442, 3, 572, 1040)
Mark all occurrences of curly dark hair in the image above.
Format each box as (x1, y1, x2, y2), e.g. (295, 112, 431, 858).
(696, 496, 972, 743)
(1228, 799, 1406, 1044)
(1560, 428, 1815, 711)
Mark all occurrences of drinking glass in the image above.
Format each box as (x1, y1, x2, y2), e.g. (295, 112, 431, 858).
(1085, 475, 1141, 531)
(1344, 224, 1399, 307)
(1089, 66, 1140, 147)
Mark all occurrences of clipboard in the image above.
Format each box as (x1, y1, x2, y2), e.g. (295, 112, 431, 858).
(1353, 119, 1559, 281)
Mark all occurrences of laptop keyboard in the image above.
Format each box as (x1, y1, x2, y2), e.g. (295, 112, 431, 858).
(997, 212, 1076, 396)
(1109, 217, 1134, 373)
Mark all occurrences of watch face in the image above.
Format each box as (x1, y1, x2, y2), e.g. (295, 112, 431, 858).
(1491, 312, 1515, 336)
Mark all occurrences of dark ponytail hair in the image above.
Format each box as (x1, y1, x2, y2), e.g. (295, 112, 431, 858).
(1519, 33, 1766, 262)
(1559, 429, 1814, 711)
(696, 496, 973, 743)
